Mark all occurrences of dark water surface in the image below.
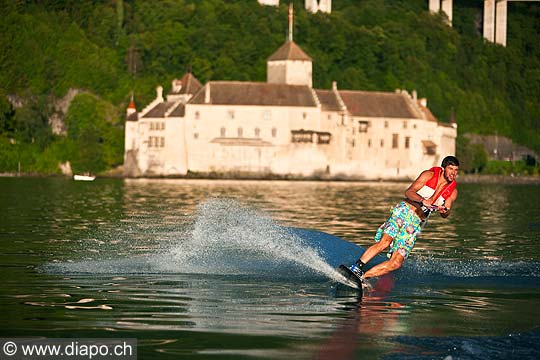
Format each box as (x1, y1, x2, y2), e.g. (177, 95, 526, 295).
(1, 177, 539, 359)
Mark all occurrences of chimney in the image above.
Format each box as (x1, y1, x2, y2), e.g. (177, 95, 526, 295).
(412, 90, 418, 102)
(204, 84, 211, 104)
(156, 86, 164, 102)
(332, 81, 337, 91)
(172, 79, 182, 93)
(420, 98, 427, 107)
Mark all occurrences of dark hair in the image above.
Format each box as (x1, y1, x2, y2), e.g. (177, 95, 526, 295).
(441, 155, 460, 168)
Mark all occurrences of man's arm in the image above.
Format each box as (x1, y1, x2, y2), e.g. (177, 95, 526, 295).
(404, 170, 434, 203)
(440, 188, 458, 218)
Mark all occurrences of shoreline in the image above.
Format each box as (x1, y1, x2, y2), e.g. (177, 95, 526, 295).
(1, 172, 540, 184)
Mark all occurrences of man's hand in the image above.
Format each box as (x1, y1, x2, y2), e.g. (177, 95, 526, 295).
(421, 198, 434, 207)
(439, 206, 450, 217)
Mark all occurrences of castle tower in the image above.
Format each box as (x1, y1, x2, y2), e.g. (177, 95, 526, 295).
(267, 3, 313, 87)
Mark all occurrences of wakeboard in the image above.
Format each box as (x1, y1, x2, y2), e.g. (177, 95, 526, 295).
(336, 264, 364, 295)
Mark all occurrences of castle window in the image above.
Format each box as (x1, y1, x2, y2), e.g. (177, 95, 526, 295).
(368, 139, 372, 148)
(317, 132, 331, 144)
(327, 114, 332, 120)
(303, 112, 307, 120)
(263, 110, 271, 121)
(195, 111, 200, 120)
(405, 137, 410, 149)
(148, 136, 152, 147)
(358, 121, 369, 133)
(272, 128, 277, 138)
(237, 127, 243, 138)
(422, 140, 437, 155)
(150, 122, 155, 130)
(291, 130, 313, 143)
(403, 121, 408, 129)
(194, 132, 199, 139)
(161, 122, 166, 130)
(392, 134, 399, 149)
(254, 128, 260, 138)
(413, 124, 417, 129)
(291, 130, 331, 144)
(380, 139, 384, 147)
(220, 127, 226, 137)
(228, 110, 235, 120)
(384, 121, 389, 128)
(160, 137, 165, 147)
(154, 137, 159, 147)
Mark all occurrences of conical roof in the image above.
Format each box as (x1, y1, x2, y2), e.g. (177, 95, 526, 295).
(170, 72, 203, 95)
(267, 40, 312, 62)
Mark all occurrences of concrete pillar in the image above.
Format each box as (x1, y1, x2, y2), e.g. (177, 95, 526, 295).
(319, 0, 331, 13)
(483, 0, 496, 42)
(495, 0, 507, 46)
(258, 0, 279, 6)
(305, 0, 318, 13)
(429, 0, 440, 13)
(441, 0, 453, 25)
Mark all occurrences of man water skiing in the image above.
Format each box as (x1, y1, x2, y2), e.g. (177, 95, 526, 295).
(350, 156, 460, 280)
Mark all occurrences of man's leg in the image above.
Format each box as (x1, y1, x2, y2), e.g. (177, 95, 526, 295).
(360, 233, 393, 264)
(363, 250, 404, 279)
(349, 233, 393, 277)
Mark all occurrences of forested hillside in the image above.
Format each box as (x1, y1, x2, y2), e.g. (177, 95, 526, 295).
(0, 0, 539, 175)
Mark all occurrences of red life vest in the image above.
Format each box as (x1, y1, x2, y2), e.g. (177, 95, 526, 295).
(416, 167, 457, 206)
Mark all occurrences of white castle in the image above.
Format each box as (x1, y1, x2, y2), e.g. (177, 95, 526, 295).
(124, 7, 456, 180)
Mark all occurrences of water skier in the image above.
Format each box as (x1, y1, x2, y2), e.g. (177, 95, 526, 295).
(350, 156, 460, 280)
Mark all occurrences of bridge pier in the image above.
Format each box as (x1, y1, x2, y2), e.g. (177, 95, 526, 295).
(483, 0, 496, 42)
(483, 0, 508, 47)
(495, 0, 508, 46)
(429, 0, 453, 25)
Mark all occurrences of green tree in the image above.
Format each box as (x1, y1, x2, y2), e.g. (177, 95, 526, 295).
(0, 89, 15, 134)
(65, 93, 123, 174)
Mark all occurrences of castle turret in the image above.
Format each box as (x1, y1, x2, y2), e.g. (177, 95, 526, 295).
(267, 3, 313, 87)
(127, 95, 137, 117)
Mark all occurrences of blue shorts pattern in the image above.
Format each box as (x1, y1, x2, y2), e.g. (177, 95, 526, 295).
(374, 201, 422, 259)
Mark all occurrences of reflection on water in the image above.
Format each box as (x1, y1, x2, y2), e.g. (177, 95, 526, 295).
(1, 177, 540, 359)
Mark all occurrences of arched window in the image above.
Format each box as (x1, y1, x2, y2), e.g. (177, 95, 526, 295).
(220, 127, 226, 137)
(254, 128, 260, 137)
(237, 127, 243, 138)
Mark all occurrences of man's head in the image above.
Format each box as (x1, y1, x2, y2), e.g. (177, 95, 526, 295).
(441, 156, 459, 182)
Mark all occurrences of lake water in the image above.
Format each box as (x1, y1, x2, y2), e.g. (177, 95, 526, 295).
(1, 177, 539, 359)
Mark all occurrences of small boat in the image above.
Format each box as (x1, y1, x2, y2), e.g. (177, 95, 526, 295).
(73, 174, 96, 181)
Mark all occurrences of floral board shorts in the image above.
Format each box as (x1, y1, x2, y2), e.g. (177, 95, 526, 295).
(374, 201, 422, 259)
